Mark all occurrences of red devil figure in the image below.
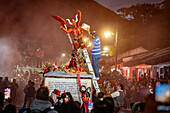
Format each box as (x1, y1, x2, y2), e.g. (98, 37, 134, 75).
(52, 10, 85, 51)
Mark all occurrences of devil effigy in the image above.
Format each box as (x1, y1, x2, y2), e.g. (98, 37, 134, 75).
(52, 10, 90, 70)
(52, 10, 86, 51)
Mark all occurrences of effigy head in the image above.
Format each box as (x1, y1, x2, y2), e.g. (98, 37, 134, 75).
(66, 14, 78, 26)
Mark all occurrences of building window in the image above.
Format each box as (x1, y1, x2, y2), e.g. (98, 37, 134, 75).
(160, 68, 163, 74)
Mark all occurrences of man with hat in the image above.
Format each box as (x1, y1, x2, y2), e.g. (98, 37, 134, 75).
(89, 31, 101, 80)
(50, 89, 61, 107)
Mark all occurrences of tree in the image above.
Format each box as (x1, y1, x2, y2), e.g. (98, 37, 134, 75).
(115, 0, 170, 50)
(117, 3, 161, 24)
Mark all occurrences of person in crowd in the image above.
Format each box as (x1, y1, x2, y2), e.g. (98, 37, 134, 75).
(104, 83, 124, 113)
(133, 85, 140, 102)
(61, 92, 74, 104)
(88, 31, 101, 80)
(93, 92, 104, 105)
(93, 97, 114, 113)
(23, 80, 32, 108)
(103, 97, 115, 112)
(0, 77, 3, 92)
(16, 78, 25, 107)
(0, 92, 4, 113)
(50, 89, 61, 107)
(92, 90, 97, 103)
(3, 77, 10, 89)
(139, 83, 150, 102)
(59, 92, 80, 113)
(81, 92, 92, 113)
(35, 47, 44, 68)
(27, 82, 35, 108)
(131, 94, 159, 113)
(93, 101, 108, 113)
(20, 86, 58, 113)
(125, 85, 132, 109)
(130, 85, 136, 104)
(143, 94, 158, 113)
(11, 79, 19, 104)
(3, 103, 17, 113)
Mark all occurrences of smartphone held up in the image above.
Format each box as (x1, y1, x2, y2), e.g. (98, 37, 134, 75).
(4, 87, 11, 100)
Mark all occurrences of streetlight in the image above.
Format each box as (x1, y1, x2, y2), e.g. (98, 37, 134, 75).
(104, 31, 114, 38)
(103, 47, 108, 51)
(104, 30, 118, 71)
(62, 53, 65, 57)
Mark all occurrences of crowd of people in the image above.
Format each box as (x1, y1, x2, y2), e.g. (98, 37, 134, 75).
(0, 69, 169, 113)
(99, 72, 153, 106)
(0, 84, 117, 113)
(0, 68, 43, 107)
(106, 71, 153, 109)
(98, 70, 169, 112)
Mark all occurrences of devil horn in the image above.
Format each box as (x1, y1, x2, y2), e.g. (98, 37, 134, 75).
(66, 19, 73, 25)
(75, 14, 78, 23)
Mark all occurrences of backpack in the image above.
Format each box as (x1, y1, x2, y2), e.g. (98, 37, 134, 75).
(26, 107, 53, 113)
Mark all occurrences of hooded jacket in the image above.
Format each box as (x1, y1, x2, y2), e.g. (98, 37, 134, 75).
(23, 99, 58, 113)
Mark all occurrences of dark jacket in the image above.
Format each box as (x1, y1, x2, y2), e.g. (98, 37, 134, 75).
(27, 85, 35, 97)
